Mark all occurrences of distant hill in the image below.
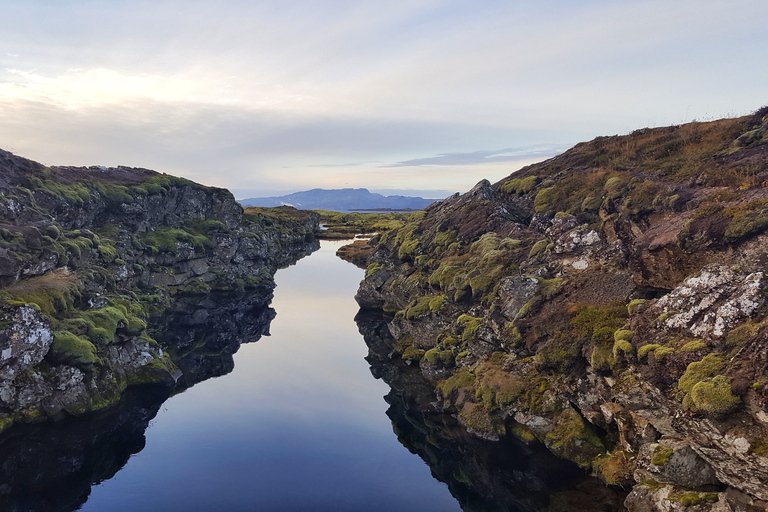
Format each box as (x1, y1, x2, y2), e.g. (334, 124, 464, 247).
(239, 188, 438, 211)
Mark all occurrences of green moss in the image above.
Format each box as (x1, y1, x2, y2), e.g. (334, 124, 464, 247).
(97, 243, 119, 263)
(544, 408, 605, 468)
(431, 229, 457, 247)
(48, 331, 98, 368)
(678, 354, 725, 394)
(499, 175, 539, 195)
(529, 239, 549, 258)
(638, 344, 661, 359)
(651, 445, 674, 466)
(509, 422, 537, 443)
(654, 346, 675, 361)
(726, 323, 758, 348)
(534, 186, 557, 212)
(613, 329, 633, 343)
(401, 345, 425, 362)
(424, 347, 454, 366)
(365, 263, 382, 278)
(141, 226, 213, 254)
(637, 479, 665, 492)
(679, 339, 706, 352)
(689, 376, 740, 414)
(439, 369, 476, 398)
(457, 315, 483, 342)
(666, 491, 719, 507)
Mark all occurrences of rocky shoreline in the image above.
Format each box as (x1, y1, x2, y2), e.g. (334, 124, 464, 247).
(0, 149, 319, 432)
(354, 110, 768, 511)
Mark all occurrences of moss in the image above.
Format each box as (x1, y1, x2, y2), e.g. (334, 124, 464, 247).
(97, 243, 119, 263)
(439, 369, 476, 398)
(544, 408, 605, 468)
(534, 186, 557, 212)
(651, 445, 674, 466)
(459, 403, 505, 437)
(424, 347, 454, 366)
(689, 376, 740, 414)
(499, 176, 539, 195)
(666, 491, 719, 507)
(431, 229, 457, 247)
(48, 331, 98, 368)
(638, 344, 661, 359)
(509, 422, 537, 443)
(593, 451, 635, 486)
(141, 226, 213, 254)
(458, 315, 483, 342)
(613, 329, 633, 343)
(612, 339, 634, 358)
(654, 346, 675, 361)
(726, 323, 758, 348)
(678, 354, 725, 394)
(581, 195, 602, 211)
(637, 479, 665, 492)
(365, 263, 382, 278)
(679, 339, 706, 352)
(401, 345, 425, 362)
(529, 239, 549, 258)
(82, 306, 129, 344)
(627, 299, 647, 315)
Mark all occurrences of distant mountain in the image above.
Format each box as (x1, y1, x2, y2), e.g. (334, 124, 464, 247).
(239, 188, 438, 211)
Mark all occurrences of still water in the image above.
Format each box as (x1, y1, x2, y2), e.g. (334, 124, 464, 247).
(80, 240, 461, 512)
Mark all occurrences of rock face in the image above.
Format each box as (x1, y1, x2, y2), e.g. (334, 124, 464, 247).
(355, 110, 768, 511)
(0, 149, 319, 430)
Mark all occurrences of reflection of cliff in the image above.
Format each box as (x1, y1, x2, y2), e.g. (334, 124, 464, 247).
(357, 310, 628, 512)
(0, 251, 315, 511)
(0, 385, 169, 512)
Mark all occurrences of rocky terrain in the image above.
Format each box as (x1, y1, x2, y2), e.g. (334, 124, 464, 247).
(355, 108, 768, 511)
(0, 149, 319, 433)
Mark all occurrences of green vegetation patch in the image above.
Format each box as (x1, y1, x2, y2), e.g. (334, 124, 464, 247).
(48, 331, 98, 369)
(678, 354, 725, 394)
(688, 376, 740, 414)
(141, 226, 214, 254)
(651, 445, 674, 466)
(666, 491, 719, 507)
(499, 175, 539, 195)
(544, 408, 605, 469)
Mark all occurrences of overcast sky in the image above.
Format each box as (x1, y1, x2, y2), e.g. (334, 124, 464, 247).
(0, 1, 766, 199)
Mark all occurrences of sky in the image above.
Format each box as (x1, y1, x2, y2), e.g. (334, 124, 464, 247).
(0, 1, 766, 200)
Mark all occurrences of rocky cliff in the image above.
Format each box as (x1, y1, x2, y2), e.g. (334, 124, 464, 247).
(355, 108, 768, 511)
(0, 149, 318, 432)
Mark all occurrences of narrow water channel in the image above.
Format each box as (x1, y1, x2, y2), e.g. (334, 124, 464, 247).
(79, 240, 461, 511)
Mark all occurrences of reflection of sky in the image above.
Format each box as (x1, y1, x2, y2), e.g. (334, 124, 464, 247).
(81, 241, 461, 512)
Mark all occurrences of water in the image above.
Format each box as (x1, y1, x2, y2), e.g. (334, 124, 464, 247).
(79, 240, 461, 512)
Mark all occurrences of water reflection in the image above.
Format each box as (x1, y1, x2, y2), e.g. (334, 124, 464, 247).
(356, 310, 630, 512)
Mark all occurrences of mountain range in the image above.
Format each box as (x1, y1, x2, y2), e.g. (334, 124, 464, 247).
(239, 188, 438, 211)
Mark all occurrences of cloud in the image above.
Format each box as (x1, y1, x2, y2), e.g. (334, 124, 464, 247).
(387, 146, 568, 167)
